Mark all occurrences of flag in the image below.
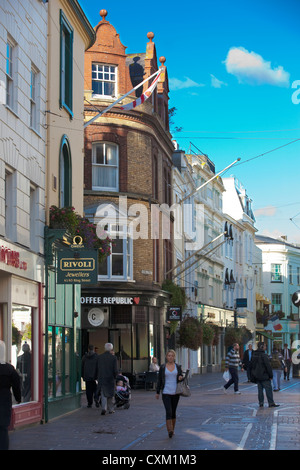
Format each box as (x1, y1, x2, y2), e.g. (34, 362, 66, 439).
(270, 314, 283, 331)
(120, 69, 162, 111)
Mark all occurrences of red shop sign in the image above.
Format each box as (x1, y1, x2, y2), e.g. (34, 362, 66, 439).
(0, 246, 27, 271)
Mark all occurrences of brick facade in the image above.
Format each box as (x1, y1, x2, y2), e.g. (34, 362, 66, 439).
(83, 10, 174, 288)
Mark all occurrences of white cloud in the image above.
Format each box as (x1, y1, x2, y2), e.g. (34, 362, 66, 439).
(210, 74, 227, 88)
(224, 47, 290, 87)
(254, 205, 277, 217)
(169, 76, 205, 91)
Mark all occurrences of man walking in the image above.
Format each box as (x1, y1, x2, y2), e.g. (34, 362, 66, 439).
(223, 343, 243, 394)
(282, 343, 292, 380)
(97, 343, 118, 415)
(250, 342, 279, 408)
(81, 345, 99, 408)
(242, 343, 253, 382)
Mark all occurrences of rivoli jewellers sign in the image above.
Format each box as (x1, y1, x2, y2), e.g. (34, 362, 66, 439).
(57, 236, 98, 285)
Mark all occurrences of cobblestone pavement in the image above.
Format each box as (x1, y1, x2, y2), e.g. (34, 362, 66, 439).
(9, 371, 300, 452)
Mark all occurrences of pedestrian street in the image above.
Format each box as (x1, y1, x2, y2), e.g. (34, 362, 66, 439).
(9, 371, 300, 452)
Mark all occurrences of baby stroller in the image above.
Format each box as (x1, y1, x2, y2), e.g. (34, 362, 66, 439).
(115, 374, 131, 410)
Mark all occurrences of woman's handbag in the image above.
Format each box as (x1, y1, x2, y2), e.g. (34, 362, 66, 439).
(176, 369, 191, 397)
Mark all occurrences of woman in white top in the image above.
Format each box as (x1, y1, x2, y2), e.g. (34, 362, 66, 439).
(156, 349, 183, 438)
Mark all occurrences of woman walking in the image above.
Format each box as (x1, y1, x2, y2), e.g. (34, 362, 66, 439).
(156, 349, 183, 438)
(0, 341, 21, 450)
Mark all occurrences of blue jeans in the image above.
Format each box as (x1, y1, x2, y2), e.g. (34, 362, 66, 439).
(272, 370, 281, 390)
(257, 379, 275, 405)
(224, 367, 239, 392)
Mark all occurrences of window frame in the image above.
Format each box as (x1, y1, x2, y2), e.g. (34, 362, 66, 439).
(92, 142, 119, 192)
(271, 293, 282, 312)
(98, 223, 133, 281)
(30, 65, 40, 132)
(6, 37, 16, 111)
(59, 10, 73, 117)
(91, 63, 117, 99)
(271, 263, 282, 283)
(59, 135, 72, 207)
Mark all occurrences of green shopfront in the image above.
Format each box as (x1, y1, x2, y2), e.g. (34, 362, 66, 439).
(44, 228, 85, 421)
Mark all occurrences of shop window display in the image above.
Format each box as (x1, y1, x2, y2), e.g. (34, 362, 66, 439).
(12, 305, 32, 403)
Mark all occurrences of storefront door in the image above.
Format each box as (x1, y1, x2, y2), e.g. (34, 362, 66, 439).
(109, 327, 132, 374)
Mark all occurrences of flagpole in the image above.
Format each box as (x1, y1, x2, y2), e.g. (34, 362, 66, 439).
(84, 68, 162, 128)
(165, 231, 226, 276)
(180, 157, 241, 204)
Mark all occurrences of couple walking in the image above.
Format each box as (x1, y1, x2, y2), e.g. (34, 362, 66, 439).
(223, 342, 279, 408)
(81, 343, 118, 414)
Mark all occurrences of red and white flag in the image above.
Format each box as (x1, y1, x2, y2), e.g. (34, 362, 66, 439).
(120, 69, 162, 111)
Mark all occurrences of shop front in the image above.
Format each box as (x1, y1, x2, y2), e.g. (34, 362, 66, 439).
(80, 288, 170, 384)
(0, 239, 44, 429)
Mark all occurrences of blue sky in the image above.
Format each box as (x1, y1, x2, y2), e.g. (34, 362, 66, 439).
(79, 0, 300, 243)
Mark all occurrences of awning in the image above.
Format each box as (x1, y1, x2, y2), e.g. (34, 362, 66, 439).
(257, 331, 275, 340)
(256, 293, 271, 304)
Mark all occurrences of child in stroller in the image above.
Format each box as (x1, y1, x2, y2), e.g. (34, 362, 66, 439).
(115, 373, 131, 409)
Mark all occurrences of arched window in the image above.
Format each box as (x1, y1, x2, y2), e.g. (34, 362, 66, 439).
(59, 135, 72, 207)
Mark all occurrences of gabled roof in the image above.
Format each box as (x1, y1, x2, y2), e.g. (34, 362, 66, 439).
(255, 234, 300, 249)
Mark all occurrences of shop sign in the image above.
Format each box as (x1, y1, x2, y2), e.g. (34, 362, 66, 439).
(81, 296, 141, 305)
(87, 308, 106, 327)
(0, 245, 27, 270)
(167, 306, 182, 321)
(236, 298, 247, 308)
(57, 237, 98, 284)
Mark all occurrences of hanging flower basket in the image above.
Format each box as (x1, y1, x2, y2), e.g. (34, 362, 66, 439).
(49, 205, 112, 263)
(177, 315, 202, 350)
(207, 322, 220, 346)
(201, 322, 215, 346)
(224, 326, 242, 348)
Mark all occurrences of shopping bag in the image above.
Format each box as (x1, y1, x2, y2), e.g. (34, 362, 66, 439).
(223, 370, 231, 382)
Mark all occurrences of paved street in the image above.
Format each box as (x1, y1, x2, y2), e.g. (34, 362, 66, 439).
(9, 371, 300, 452)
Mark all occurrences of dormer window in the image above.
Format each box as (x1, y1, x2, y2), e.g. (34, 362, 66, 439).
(92, 64, 116, 98)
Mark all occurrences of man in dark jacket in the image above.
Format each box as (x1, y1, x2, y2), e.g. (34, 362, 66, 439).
(97, 343, 118, 415)
(250, 342, 279, 408)
(0, 341, 21, 450)
(242, 343, 253, 382)
(281, 343, 292, 380)
(81, 345, 98, 408)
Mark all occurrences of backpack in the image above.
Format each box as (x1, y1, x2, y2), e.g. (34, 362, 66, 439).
(270, 352, 282, 370)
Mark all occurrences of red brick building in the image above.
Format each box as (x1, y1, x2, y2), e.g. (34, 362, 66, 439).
(82, 10, 174, 377)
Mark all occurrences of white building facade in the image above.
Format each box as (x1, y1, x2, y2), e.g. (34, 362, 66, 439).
(171, 147, 200, 373)
(0, 0, 48, 427)
(254, 235, 300, 348)
(222, 177, 257, 342)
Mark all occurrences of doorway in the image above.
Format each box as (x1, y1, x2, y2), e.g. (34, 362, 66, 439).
(109, 327, 132, 374)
